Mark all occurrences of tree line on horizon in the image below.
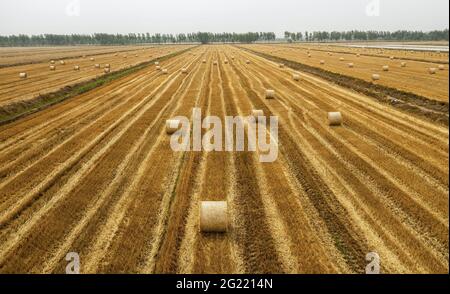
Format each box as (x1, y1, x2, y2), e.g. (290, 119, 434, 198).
(0, 30, 447, 47)
(284, 29, 449, 42)
(0, 32, 276, 46)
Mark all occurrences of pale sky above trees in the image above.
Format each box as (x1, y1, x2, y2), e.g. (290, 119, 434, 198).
(0, 0, 448, 37)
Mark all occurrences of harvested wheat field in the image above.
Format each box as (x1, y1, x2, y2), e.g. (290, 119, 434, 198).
(0, 45, 193, 108)
(0, 44, 448, 274)
(241, 44, 449, 102)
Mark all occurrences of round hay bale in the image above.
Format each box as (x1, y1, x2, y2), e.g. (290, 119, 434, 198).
(60, 60, 66, 65)
(348, 63, 354, 68)
(308, 54, 311, 58)
(231, 56, 235, 60)
(372, 74, 380, 81)
(382, 65, 389, 71)
(49, 65, 56, 71)
(265, 89, 275, 99)
(155, 61, 160, 66)
(339, 57, 345, 61)
(401, 62, 407, 67)
(328, 112, 343, 126)
(95, 64, 100, 69)
(73, 66, 80, 71)
(438, 65, 445, 70)
(320, 60, 325, 65)
(90, 57, 95, 61)
(390, 56, 395, 60)
(50, 60, 55, 64)
(104, 64, 110, 68)
(213, 61, 218, 65)
(279, 63, 284, 68)
(202, 59, 207, 63)
(156, 65, 161, 71)
(252, 109, 264, 123)
(200, 201, 228, 233)
(356, 53, 360, 57)
(162, 69, 168, 75)
(19, 72, 27, 79)
(166, 119, 180, 135)
(224, 59, 229, 64)
(181, 68, 188, 74)
(293, 74, 300, 81)
(104, 68, 110, 73)
(246, 60, 251, 64)
(429, 68, 437, 74)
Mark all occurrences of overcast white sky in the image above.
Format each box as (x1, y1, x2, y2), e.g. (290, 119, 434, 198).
(0, 0, 448, 37)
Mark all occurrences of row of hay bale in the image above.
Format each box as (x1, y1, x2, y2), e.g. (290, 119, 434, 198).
(311, 55, 446, 81)
(167, 119, 227, 232)
(20, 62, 112, 78)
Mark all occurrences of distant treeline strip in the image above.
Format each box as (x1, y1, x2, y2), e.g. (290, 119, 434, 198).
(0, 32, 276, 46)
(1, 29, 448, 47)
(283, 29, 449, 42)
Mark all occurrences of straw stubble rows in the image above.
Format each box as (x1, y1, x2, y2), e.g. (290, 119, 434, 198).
(0, 45, 447, 273)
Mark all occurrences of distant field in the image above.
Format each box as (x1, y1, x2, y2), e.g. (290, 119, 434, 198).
(0, 45, 193, 108)
(241, 43, 449, 102)
(0, 46, 161, 67)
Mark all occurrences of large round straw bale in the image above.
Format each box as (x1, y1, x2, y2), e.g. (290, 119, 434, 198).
(401, 62, 407, 67)
(162, 69, 168, 74)
(166, 119, 180, 135)
(181, 68, 188, 74)
(356, 53, 360, 57)
(320, 60, 325, 65)
(104, 68, 110, 73)
(265, 89, 275, 99)
(224, 59, 229, 64)
(429, 67, 437, 74)
(246, 60, 251, 64)
(156, 65, 161, 71)
(60, 60, 66, 65)
(382, 65, 389, 71)
(50, 60, 55, 64)
(200, 201, 228, 233)
(202, 59, 207, 63)
(95, 64, 100, 68)
(73, 66, 80, 71)
(90, 57, 95, 61)
(372, 74, 380, 81)
(348, 63, 354, 68)
(328, 112, 343, 126)
(438, 65, 445, 70)
(293, 74, 300, 81)
(213, 61, 218, 65)
(50, 65, 56, 71)
(339, 57, 345, 61)
(252, 109, 264, 122)
(19, 72, 27, 78)
(390, 56, 395, 60)
(155, 61, 160, 65)
(279, 63, 284, 68)
(104, 64, 110, 68)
